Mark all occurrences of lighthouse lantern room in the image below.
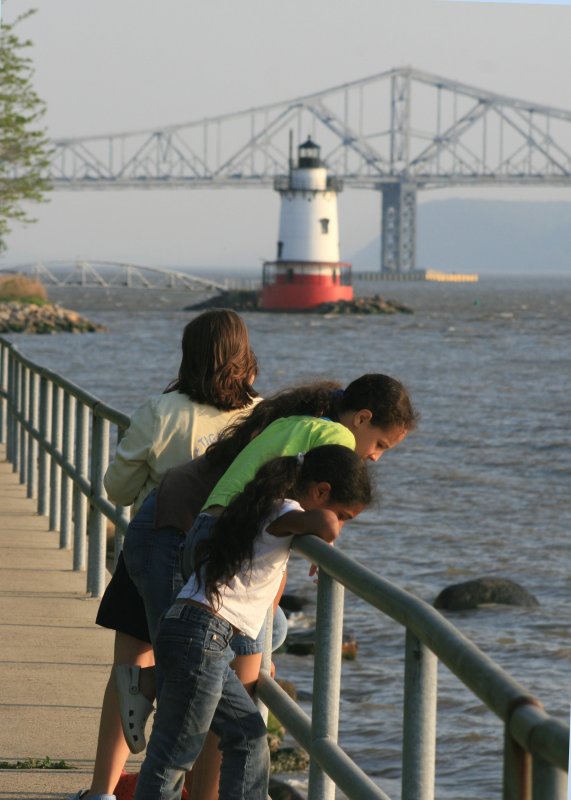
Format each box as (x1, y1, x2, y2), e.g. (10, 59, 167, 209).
(260, 137, 353, 310)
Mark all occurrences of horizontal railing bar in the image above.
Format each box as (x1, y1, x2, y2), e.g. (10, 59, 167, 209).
(292, 536, 569, 771)
(510, 703, 569, 771)
(257, 673, 390, 800)
(292, 538, 528, 712)
(257, 671, 312, 749)
(311, 738, 392, 800)
(1, 338, 129, 429)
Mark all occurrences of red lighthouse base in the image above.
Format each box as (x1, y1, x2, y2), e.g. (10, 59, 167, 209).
(260, 261, 353, 311)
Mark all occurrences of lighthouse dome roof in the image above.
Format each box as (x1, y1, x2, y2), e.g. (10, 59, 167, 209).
(298, 136, 322, 168)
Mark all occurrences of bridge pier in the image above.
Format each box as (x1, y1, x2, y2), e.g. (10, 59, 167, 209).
(380, 182, 418, 274)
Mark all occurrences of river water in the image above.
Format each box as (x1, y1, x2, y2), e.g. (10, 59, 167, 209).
(7, 274, 570, 798)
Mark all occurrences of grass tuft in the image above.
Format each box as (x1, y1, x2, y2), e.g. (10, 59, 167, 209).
(0, 274, 48, 305)
(0, 756, 75, 770)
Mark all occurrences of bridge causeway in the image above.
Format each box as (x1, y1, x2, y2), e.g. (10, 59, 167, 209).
(0, 443, 144, 799)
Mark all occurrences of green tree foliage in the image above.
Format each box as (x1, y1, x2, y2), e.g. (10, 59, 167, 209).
(0, 10, 51, 254)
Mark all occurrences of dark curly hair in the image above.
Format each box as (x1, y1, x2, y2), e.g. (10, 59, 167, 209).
(194, 444, 372, 609)
(338, 373, 419, 431)
(202, 373, 417, 471)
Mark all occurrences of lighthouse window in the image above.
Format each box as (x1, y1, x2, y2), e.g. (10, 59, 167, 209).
(319, 218, 330, 234)
(277, 241, 283, 259)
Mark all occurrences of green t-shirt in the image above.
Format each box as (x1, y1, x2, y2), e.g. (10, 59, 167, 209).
(203, 415, 356, 510)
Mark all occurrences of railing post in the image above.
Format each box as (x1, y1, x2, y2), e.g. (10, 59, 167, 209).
(87, 412, 109, 597)
(401, 629, 437, 800)
(60, 392, 76, 549)
(0, 341, 7, 445)
(11, 358, 21, 473)
(504, 727, 531, 800)
(307, 572, 345, 800)
(27, 371, 39, 499)
(19, 365, 29, 486)
(38, 375, 52, 517)
(49, 384, 63, 532)
(6, 349, 15, 461)
(532, 756, 566, 800)
(73, 402, 89, 571)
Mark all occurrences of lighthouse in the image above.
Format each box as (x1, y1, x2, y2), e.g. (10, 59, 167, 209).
(260, 136, 353, 310)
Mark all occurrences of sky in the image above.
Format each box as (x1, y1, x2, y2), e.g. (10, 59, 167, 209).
(3, 0, 571, 271)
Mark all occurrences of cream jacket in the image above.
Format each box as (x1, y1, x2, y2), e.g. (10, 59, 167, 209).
(104, 391, 255, 512)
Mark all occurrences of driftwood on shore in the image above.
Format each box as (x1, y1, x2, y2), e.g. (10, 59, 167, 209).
(0, 303, 107, 334)
(186, 290, 412, 315)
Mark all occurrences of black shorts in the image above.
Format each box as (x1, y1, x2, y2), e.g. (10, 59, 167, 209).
(95, 551, 151, 644)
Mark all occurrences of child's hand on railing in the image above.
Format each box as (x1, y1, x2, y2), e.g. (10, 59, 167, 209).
(308, 537, 335, 581)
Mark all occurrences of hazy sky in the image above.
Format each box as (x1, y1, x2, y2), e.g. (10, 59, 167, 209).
(4, 0, 571, 270)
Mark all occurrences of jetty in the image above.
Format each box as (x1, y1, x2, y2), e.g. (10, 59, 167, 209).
(354, 269, 479, 283)
(0, 334, 568, 800)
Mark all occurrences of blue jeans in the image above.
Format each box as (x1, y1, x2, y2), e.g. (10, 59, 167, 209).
(183, 513, 289, 655)
(134, 603, 269, 800)
(122, 491, 184, 644)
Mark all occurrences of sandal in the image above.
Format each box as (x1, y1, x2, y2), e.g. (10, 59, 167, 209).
(114, 664, 154, 754)
(68, 792, 116, 800)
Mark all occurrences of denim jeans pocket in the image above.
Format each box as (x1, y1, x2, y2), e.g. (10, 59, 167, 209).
(203, 628, 230, 654)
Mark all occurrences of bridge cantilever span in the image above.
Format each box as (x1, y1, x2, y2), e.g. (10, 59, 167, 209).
(39, 66, 571, 272)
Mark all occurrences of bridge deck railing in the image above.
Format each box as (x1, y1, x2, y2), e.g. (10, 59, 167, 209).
(0, 335, 568, 800)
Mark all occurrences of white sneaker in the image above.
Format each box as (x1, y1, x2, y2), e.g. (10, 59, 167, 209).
(114, 664, 154, 754)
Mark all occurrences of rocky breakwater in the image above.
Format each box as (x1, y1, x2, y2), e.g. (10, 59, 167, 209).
(0, 302, 107, 334)
(188, 290, 412, 315)
(313, 294, 412, 314)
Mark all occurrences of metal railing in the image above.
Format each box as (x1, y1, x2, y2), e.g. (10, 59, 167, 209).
(259, 537, 569, 799)
(1, 334, 568, 799)
(0, 335, 130, 597)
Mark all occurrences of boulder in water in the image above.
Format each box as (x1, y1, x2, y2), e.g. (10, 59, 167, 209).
(434, 577, 539, 611)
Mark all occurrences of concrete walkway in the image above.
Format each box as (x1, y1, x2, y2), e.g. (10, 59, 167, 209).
(0, 446, 143, 800)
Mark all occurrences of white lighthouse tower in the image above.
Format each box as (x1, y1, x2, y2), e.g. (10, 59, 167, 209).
(261, 136, 353, 310)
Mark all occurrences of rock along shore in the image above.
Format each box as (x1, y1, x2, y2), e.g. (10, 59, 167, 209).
(0, 303, 107, 334)
(186, 290, 413, 315)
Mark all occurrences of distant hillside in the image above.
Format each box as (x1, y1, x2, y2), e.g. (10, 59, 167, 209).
(350, 199, 571, 274)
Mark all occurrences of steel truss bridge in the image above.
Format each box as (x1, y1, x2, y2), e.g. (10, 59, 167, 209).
(47, 66, 571, 273)
(0, 261, 227, 292)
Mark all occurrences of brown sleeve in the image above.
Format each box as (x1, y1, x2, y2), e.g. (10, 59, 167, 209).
(154, 455, 226, 533)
